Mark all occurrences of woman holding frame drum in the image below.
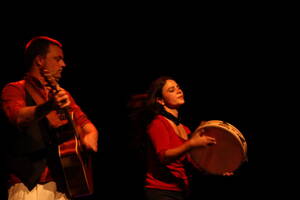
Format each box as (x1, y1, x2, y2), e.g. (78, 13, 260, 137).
(129, 76, 246, 200)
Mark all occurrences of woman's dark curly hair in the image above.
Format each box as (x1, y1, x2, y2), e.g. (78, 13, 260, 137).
(127, 76, 175, 163)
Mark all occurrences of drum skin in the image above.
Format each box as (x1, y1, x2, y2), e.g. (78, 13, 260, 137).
(189, 120, 247, 175)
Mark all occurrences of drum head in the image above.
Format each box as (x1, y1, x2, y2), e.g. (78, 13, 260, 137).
(190, 126, 246, 175)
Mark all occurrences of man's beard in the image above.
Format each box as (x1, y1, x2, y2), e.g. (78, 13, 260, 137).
(53, 71, 62, 82)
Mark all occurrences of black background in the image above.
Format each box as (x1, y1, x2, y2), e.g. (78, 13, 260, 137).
(0, 8, 289, 199)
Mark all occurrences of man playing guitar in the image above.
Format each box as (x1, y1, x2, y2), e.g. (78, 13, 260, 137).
(1, 36, 98, 200)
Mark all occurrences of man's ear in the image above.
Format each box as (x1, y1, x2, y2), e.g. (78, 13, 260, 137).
(156, 97, 165, 106)
(34, 55, 44, 67)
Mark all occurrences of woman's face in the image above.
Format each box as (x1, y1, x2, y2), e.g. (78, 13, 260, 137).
(158, 79, 185, 109)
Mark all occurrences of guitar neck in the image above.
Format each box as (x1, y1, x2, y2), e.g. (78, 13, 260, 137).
(63, 108, 80, 140)
(39, 67, 81, 141)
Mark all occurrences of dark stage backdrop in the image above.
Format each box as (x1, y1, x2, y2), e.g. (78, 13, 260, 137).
(0, 24, 280, 199)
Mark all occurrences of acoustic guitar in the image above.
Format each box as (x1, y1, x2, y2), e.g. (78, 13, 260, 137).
(40, 68, 94, 198)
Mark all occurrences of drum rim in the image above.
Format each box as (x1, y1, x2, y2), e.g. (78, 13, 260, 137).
(195, 120, 248, 160)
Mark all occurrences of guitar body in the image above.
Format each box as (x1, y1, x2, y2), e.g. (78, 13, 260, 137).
(58, 137, 93, 198)
(39, 67, 94, 198)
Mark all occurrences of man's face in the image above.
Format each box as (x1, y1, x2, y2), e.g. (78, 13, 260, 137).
(42, 44, 66, 81)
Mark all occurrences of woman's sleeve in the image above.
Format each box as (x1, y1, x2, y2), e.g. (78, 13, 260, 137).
(147, 118, 170, 162)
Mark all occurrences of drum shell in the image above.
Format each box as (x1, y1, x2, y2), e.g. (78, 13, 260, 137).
(189, 120, 247, 175)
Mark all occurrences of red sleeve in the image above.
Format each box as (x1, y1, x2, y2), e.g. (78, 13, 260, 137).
(1, 81, 26, 125)
(1, 81, 91, 129)
(147, 116, 170, 162)
(67, 92, 91, 128)
(183, 125, 191, 136)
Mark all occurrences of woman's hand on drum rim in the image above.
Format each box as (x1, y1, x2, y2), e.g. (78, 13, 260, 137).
(188, 133, 216, 149)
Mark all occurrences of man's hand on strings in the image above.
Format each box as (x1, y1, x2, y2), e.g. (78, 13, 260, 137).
(54, 89, 71, 109)
(47, 87, 71, 110)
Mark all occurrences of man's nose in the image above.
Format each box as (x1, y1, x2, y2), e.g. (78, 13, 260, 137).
(61, 60, 66, 68)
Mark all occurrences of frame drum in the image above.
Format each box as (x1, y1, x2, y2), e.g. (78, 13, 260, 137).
(189, 120, 247, 175)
